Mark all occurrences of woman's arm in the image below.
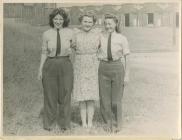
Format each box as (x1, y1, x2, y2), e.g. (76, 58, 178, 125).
(122, 35, 130, 83)
(124, 54, 130, 83)
(39, 54, 47, 72)
(38, 33, 48, 80)
(38, 53, 47, 81)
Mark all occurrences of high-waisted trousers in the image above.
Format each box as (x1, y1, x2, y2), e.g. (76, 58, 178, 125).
(98, 60, 125, 129)
(42, 56, 73, 129)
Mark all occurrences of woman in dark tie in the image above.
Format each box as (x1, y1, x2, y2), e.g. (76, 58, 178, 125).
(97, 13, 130, 132)
(38, 8, 73, 131)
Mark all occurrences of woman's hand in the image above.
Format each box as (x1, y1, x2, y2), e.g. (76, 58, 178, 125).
(38, 54, 47, 81)
(70, 40, 76, 50)
(38, 69, 43, 80)
(124, 72, 129, 85)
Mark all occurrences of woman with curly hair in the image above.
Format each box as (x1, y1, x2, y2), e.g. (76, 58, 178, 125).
(38, 8, 73, 131)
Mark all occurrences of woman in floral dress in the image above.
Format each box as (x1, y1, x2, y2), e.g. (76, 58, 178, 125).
(72, 11, 100, 128)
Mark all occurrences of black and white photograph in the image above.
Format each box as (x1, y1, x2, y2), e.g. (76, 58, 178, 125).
(2, 1, 181, 138)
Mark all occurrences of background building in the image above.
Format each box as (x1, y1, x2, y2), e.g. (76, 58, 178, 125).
(3, 3, 179, 28)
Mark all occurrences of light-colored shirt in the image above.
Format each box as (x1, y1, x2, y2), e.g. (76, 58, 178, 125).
(41, 28, 73, 57)
(97, 31, 130, 61)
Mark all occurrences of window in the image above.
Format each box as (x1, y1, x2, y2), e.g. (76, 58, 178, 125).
(148, 13, 154, 24)
(176, 12, 179, 27)
(125, 13, 130, 27)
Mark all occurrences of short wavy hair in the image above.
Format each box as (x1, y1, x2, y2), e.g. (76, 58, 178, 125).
(49, 8, 70, 28)
(104, 13, 121, 33)
(104, 13, 119, 24)
(78, 10, 97, 24)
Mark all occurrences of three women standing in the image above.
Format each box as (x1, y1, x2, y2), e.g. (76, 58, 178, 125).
(38, 8, 130, 133)
(38, 8, 73, 131)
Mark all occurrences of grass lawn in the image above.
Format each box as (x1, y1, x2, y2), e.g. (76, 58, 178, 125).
(3, 19, 180, 137)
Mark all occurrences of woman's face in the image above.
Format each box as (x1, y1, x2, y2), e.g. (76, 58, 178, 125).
(81, 16, 94, 32)
(104, 18, 116, 33)
(53, 14, 64, 29)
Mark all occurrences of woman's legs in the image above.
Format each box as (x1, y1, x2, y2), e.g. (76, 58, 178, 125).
(111, 62, 124, 132)
(98, 62, 113, 130)
(98, 61, 124, 132)
(79, 101, 87, 128)
(79, 100, 95, 128)
(58, 58, 73, 130)
(42, 59, 58, 130)
(87, 100, 94, 128)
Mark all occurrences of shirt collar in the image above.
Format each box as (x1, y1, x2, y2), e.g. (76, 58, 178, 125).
(102, 30, 117, 36)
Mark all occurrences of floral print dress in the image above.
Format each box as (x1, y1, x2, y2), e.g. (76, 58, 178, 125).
(72, 28, 100, 102)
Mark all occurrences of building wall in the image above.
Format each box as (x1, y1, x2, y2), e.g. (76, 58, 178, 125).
(3, 3, 179, 27)
(4, 3, 23, 18)
(155, 13, 162, 27)
(130, 13, 137, 26)
(32, 4, 46, 25)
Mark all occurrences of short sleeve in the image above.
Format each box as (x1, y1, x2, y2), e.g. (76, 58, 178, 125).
(41, 32, 48, 55)
(122, 36, 130, 55)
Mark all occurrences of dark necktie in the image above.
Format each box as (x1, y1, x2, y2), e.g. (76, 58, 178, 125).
(107, 33, 113, 61)
(56, 29, 61, 56)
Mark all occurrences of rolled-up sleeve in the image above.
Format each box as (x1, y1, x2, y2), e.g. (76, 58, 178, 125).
(41, 32, 48, 55)
(122, 36, 130, 56)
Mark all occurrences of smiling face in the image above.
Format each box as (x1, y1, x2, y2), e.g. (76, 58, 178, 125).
(53, 14, 64, 29)
(104, 18, 117, 33)
(81, 16, 94, 32)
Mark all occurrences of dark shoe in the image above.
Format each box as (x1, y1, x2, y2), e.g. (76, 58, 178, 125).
(44, 127, 51, 131)
(113, 125, 122, 133)
(60, 127, 67, 131)
(60, 126, 71, 131)
(103, 125, 112, 133)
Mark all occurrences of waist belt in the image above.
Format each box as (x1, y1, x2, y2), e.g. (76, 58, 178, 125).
(101, 59, 121, 63)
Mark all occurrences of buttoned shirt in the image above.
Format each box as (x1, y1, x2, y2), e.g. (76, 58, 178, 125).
(97, 31, 130, 61)
(41, 28, 73, 57)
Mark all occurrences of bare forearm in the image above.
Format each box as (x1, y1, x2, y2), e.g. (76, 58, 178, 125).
(124, 55, 130, 74)
(39, 54, 47, 71)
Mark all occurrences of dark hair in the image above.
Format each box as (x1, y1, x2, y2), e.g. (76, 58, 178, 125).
(104, 13, 121, 33)
(78, 10, 97, 24)
(49, 8, 70, 28)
